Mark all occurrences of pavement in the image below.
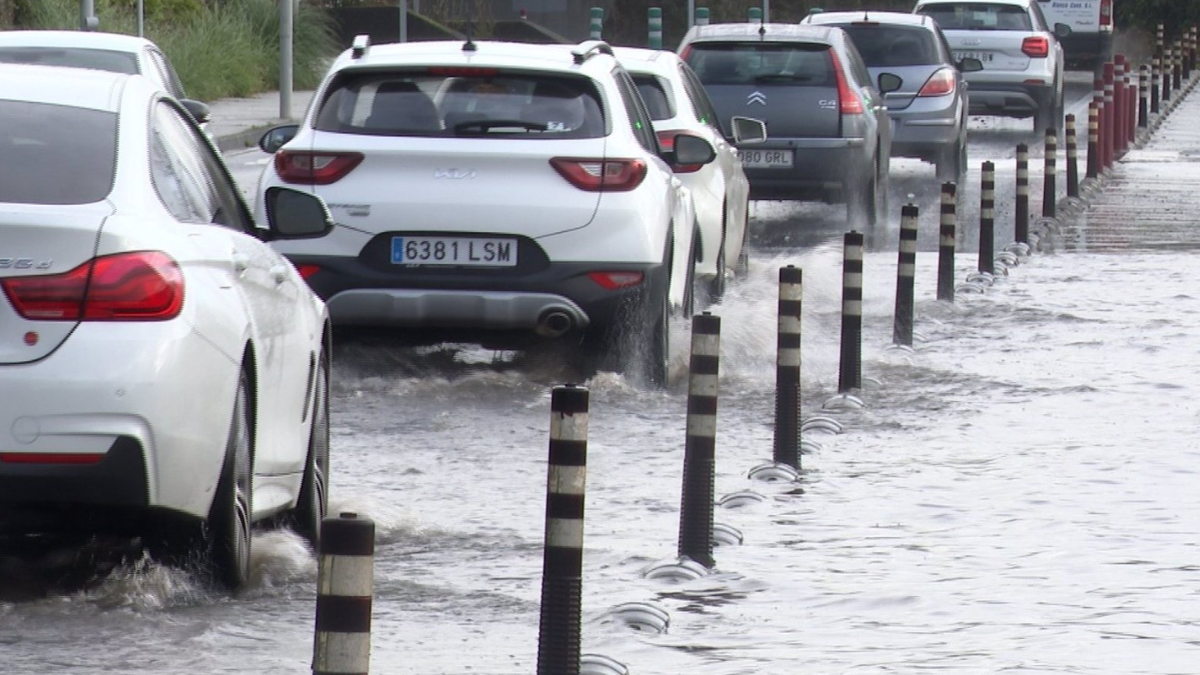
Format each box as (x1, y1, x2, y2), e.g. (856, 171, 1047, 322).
(207, 89, 316, 154)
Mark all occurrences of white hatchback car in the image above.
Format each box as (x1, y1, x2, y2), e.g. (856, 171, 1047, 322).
(614, 46, 766, 304)
(0, 29, 213, 128)
(256, 37, 712, 385)
(0, 65, 332, 590)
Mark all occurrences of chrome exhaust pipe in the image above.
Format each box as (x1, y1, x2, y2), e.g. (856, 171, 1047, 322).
(535, 311, 573, 338)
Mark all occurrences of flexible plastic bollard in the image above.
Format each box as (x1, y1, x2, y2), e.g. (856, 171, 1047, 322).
(678, 313, 721, 569)
(313, 513, 375, 675)
(773, 267, 803, 470)
(893, 204, 918, 347)
(838, 231, 864, 392)
(937, 183, 956, 302)
(1015, 144, 1029, 244)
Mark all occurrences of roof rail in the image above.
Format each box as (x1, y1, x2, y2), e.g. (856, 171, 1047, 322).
(351, 34, 370, 59)
(571, 40, 614, 65)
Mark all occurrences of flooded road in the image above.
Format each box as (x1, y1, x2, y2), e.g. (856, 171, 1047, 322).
(3, 75, 1197, 674)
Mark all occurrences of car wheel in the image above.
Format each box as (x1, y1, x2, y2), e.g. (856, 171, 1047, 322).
(1034, 87, 1061, 136)
(936, 138, 966, 183)
(208, 369, 253, 590)
(642, 280, 670, 388)
(682, 229, 698, 319)
(705, 216, 727, 306)
(734, 206, 751, 277)
(290, 349, 329, 553)
(847, 162, 879, 228)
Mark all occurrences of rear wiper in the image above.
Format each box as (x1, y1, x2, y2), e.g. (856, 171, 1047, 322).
(753, 73, 814, 83)
(451, 119, 548, 134)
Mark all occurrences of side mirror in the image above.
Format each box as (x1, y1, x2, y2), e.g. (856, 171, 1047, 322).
(181, 99, 212, 125)
(877, 72, 903, 94)
(730, 116, 767, 145)
(259, 124, 300, 154)
(667, 133, 717, 169)
(1054, 22, 1072, 39)
(958, 56, 984, 73)
(264, 187, 335, 239)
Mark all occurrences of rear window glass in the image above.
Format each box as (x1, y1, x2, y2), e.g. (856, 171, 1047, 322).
(631, 73, 674, 121)
(0, 47, 139, 75)
(314, 70, 605, 139)
(0, 100, 117, 205)
(684, 43, 834, 87)
(835, 24, 942, 67)
(917, 3, 1033, 31)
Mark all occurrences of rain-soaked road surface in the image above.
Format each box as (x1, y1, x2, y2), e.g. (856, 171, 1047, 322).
(3, 72, 1198, 674)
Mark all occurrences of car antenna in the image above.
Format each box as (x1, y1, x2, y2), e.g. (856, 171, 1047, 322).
(463, 24, 477, 52)
(758, 21, 766, 39)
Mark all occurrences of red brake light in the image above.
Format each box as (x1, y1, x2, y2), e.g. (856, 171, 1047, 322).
(296, 264, 321, 280)
(588, 271, 645, 289)
(1099, 0, 1112, 27)
(680, 45, 693, 62)
(655, 130, 705, 173)
(275, 151, 363, 185)
(1022, 36, 1049, 58)
(918, 68, 956, 97)
(1, 251, 183, 321)
(550, 158, 648, 192)
(828, 48, 864, 114)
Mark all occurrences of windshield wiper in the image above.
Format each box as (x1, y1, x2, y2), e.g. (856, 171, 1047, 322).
(451, 119, 548, 134)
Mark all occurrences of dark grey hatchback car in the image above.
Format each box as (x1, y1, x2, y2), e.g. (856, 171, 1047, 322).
(679, 23, 898, 227)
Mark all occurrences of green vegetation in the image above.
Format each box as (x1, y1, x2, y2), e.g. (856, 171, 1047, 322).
(4, 0, 338, 101)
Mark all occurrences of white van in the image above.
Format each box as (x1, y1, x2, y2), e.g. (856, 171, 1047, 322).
(1035, 0, 1114, 70)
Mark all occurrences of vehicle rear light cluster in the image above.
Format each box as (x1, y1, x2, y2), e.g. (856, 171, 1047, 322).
(1, 251, 184, 321)
(917, 68, 957, 97)
(276, 150, 364, 185)
(827, 48, 864, 114)
(1100, 0, 1112, 27)
(550, 157, 648, 192)
(1022, 36, 1050, 58)
(296, 264, 322, 280)
(588, 271, 644, 289)
(655, 130, 705, 173)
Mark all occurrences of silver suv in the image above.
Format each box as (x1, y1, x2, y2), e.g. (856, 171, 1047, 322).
(914, 0, 1069, 134)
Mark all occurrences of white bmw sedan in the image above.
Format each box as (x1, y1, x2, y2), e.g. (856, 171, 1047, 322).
(0, 65, 333, 590)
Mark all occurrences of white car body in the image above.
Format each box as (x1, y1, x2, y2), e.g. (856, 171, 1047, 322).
(255, 38, 703, 383)
(614, 46, 755, 301)
(0, 66, 329, 587)
(915, 0, 1067, 133)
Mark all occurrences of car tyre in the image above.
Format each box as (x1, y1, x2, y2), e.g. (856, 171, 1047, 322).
(847, 160, 882, 228)
(936, 137, 967, 183)
(290, 349, 330, 553)
(208, 369, 253, 590)
(705, 224, 727, 306)
(734, 205, 751, 277)
(1034, 86, 1063, 136)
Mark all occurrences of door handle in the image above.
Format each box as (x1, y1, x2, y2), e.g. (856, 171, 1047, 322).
(269, 265, 289, 285)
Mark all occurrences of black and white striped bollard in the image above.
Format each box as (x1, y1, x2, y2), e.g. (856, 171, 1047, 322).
(837, 231, 863, 393)
(893, 204, 918, 347)
(1152, 50, 1161, 114)
(773, 268, 802, 470)
(979, 162, 995, 275)
(1138, 65, 1149, 129)
(1087, 101, 1100, 179)
(1015, 144, 1029, 244)
(679, 313, 720, 569)
(937, 182, 956, 302)
(1173, 42, 1182, 91)
(537, 384, 589, 675)
(313, 513, 375, 675)
(1042, 127, 1057, 219)
(1065, 115, 1079, 199)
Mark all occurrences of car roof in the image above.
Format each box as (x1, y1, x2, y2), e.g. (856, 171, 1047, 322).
(0, 63, 132, 111)
(915, 0, 1032, 7)
(681, 22, 841, 46)
(802, 11, 938, 29)
(0, 29, 154, 52)
(611, 46, 680, 72)
(329, 38, 618, 76)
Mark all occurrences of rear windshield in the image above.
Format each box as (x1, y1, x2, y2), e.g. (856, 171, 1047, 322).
(0, 47, 139, 74)
(835, 24, 942, 67)
(630, 73, 674, 121)
(684, 42, 834, 87)
(917, 3, 1033, 31)
(314, 69, 605, 139)
(0, 100, 117, 205)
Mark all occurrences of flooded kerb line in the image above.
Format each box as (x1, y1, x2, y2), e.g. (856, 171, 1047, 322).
(313, 512, 375, 675)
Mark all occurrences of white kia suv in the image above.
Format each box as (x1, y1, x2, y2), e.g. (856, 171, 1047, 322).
(255, 37, 713, 385)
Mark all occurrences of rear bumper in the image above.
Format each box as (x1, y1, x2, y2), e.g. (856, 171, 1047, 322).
(967, 83, 1053, 118)
(739, 137, 868, 202)
(1060, 31, 1113, 67)
(295, 254, 666, 336)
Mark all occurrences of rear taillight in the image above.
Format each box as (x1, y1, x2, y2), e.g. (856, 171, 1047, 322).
(550, 158, 648, 192)
(1022, 36, 1050, 58)
(275, 151, 363, 185)
(1, 251, 183, 321)
(918, 68, 957, 97)
(296, 264, 321, 280)
(828, 49, 864, 114)
(656, 130, 705, 173)
(1099, 0, 1112, 27)
(588, 271, 644, 289)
